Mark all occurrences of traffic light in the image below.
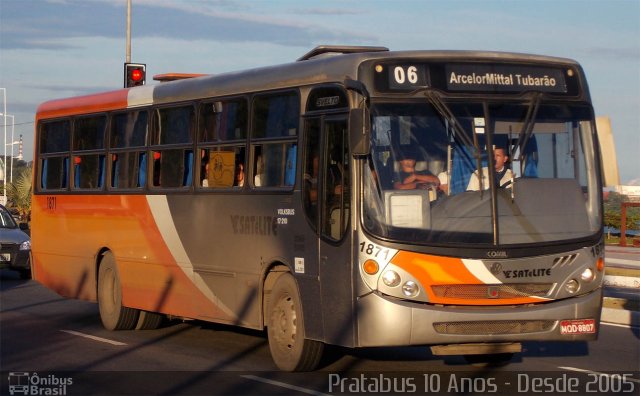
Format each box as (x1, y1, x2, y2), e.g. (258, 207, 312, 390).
(124, 63, 146, 88)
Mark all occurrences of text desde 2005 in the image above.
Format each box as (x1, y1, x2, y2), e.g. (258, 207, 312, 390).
(326, 372, 636, 394)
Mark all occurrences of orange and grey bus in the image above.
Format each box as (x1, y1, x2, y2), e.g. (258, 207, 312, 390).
(32, 46, 605, 371)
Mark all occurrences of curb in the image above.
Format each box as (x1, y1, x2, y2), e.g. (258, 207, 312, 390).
(601, 307, 640, 327)
(603, 275, 640, 288)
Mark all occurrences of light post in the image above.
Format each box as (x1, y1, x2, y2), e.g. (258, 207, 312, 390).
(1, 88, 6, 205)
(4, 114, 16, 183)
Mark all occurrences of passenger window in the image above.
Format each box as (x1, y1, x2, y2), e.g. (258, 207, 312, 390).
(39, 121, 71, 191)
(41, 157, 69, 190)
(252, 143, 297, 188)
(111, 152, 146, 189)
(154, 106, 195, 145)
(73, 154, 105, 189)
(252, 92, 299, 138)
(72, 115, 107, 190)
(199, 100, 248, 142)
(200, 146, 246, 188)
(151, 149, 193, 188)
(74, 116, 106, 151)
(111, 111, 147, 148)
(40, 120, 70, 153)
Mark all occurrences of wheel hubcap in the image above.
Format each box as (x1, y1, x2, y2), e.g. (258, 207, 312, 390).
(272, 295, 297, 350)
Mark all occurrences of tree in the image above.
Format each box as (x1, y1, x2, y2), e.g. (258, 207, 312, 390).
(6, 165, 32, 222)
(603, 191, 640, 234)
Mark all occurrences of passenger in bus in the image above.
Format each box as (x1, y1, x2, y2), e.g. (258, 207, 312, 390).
(392, 149, 440, 190)
(201, 151, 210, 187)
(234, 162, 245, 187)
(436, 171, 449, 195)
(466, 146, 513, 191)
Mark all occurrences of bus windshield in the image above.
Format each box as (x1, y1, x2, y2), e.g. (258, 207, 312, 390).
(363, 100, 601, 246)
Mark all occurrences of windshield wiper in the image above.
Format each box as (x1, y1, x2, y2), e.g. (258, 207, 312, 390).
(515, 92, 542, 163)
(425, 91, 484, 185)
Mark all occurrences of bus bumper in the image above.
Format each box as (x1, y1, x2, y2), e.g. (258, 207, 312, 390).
(356, 288, 602, 347)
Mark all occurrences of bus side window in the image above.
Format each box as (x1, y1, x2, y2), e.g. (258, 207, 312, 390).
(252, 143, 296, 188)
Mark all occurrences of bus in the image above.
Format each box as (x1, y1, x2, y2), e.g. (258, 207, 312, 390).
(32, 45, 606, 371)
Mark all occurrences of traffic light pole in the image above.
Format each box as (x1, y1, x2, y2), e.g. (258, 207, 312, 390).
(126, 0, 132, 63)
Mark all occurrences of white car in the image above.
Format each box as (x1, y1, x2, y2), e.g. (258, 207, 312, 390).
(0, 204, 31, 279)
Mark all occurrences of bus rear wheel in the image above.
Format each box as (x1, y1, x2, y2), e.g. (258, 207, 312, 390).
(97, 252, 139, 330)
(135, 310, 165, 330)
(267, 273, 324, 372)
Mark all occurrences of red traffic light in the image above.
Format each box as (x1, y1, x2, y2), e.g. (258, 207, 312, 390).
(131, 69, 143, 82)
(124, 63, 146, 88)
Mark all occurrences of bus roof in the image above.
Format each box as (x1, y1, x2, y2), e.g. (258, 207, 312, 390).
(36, 48, 584, 120)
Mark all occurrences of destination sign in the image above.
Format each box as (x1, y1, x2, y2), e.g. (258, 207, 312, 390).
(373, 62, 574, 95)
(445, 64, 567, 93)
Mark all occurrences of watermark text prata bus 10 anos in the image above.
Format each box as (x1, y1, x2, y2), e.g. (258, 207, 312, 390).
(327, 372, 637, 394)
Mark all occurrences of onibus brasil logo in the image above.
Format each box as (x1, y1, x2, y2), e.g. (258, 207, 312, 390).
(8, 372, 73, 395)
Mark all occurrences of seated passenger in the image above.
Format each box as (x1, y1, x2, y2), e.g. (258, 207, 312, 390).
(393, 149, 440, 190)
(467, 147, 514, 191)
(234, 162, 245, 187)
(437, 171, 449, 195)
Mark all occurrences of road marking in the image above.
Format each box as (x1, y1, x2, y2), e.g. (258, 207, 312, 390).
(601, 321, 637, 329)
(559, 366, 640, 384)
(241, 375, 330, 396)
(60, 330, 127, 346)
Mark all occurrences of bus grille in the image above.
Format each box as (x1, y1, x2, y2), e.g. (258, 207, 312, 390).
(431, 283, 552, 299)
(433, 320, 554, 335)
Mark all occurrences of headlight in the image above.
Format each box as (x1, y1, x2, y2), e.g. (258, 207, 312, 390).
(580, 268, 595, 282)
(565, 279, 579, 294)
(382, 270, 401, 287)
(402, 281, 419, 297)
(20, 240, 31, 251)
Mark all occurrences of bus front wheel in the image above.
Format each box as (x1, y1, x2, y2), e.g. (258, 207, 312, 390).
(267, 273, 324, 372)
(97, 252, 139, 330)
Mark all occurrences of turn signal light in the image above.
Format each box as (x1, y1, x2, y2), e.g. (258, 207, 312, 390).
(363, 259, 379, 275)
(596, 257, 604, 272)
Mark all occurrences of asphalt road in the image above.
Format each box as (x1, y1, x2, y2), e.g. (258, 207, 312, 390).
(1, 270, 639, 396)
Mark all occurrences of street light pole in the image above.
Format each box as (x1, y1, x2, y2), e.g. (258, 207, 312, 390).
(1, 87, 7, 205)
(126, 0, 132, 63)
(6, 114, 14, 183)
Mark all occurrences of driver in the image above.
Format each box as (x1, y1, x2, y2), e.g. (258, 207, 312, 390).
(393, 148, 440, 190)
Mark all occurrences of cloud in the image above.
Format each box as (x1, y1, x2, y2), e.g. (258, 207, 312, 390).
(2, 1, 376, 51)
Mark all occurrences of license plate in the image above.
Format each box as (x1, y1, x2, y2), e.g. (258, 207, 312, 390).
(560, 319, 596, 335)
(0, 253, 10, 262)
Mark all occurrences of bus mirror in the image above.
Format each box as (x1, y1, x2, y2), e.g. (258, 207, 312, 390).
(350, 108, 370, 155)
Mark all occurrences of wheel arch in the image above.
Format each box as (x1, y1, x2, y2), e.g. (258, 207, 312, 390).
(94, 247, 113, 298)
(261, 261, 290, 329)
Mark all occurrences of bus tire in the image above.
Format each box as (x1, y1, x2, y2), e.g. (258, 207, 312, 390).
(267, 273, 324, 372)
(135, 310, 165, 330)
(97, 252, 139, 331)
(17, 268, 31, 280)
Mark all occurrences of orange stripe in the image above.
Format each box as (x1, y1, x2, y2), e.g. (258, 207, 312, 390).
(31, 194, 232, 320)
(391, 251, 545, 306)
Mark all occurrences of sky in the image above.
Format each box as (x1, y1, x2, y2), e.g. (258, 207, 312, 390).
(1, 0, 638, 184)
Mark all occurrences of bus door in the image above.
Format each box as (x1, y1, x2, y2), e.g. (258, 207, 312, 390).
(302, 116, 353, 345)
